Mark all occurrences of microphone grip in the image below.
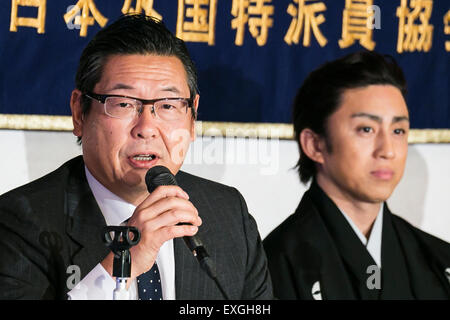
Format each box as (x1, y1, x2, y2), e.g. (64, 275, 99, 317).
(183, 234, 204, 251)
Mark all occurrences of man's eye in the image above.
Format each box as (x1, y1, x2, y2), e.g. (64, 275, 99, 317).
(117, 102, 132, 108)
(359, 127, 373, 133)
(161, 104, 176, 110)
(394, 128, 406, 135)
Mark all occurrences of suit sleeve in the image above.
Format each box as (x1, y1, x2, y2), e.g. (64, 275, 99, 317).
(236, 190, 274, 299)
(0, 192, 55, 299)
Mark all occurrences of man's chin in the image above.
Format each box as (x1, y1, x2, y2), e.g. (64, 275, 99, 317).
(361, 189, 394, 204)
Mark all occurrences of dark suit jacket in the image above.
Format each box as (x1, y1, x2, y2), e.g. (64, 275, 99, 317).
(0, 156, 273, 300)
(263, 182, 450, 300)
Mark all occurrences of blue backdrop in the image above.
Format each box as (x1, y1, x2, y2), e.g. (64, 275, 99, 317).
(0, 0, 449, 128)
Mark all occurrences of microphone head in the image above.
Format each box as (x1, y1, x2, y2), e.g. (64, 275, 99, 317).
(145, 166, 178, 193)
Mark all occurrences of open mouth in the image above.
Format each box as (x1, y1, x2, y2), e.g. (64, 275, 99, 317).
(129, 153, 159, 168)
(133, 154, 157, 161)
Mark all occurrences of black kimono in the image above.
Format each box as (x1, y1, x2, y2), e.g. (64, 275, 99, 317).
(263, 181, 450, 299)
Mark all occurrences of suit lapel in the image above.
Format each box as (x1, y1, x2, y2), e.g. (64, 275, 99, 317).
(174, 172, 218, 299)
(174, 171, 237, 299)
(175, 171, 204, 299)
(64, 158, 110, 279)
(173, 219, 224, 299)
(173, 236, 199, 299)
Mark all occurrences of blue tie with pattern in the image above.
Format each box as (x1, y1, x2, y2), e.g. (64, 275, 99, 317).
(137, 263, 163, 300)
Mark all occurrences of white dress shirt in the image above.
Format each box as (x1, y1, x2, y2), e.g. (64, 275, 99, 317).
(338, 205, 383, 268)
(67, 167, 176, 300)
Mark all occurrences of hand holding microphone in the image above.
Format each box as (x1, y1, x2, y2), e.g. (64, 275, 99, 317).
(145, 167, 217, 280)
(109, 166, 227, 298)
(125, 167, 202, 279)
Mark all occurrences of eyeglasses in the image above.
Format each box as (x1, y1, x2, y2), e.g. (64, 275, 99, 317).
(84, 92, 193, 122)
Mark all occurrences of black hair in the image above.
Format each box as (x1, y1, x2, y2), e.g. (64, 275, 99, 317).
(292, 50, 407, 184)
(75, 14, 198, 142)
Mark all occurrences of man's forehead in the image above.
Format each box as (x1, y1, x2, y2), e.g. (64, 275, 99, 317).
(102, 54, 182, 72)
(96, 54, 189, 93)
(336, 85, 409, 119)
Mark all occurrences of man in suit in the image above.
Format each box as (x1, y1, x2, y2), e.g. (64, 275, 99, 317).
(263, 51, 450, 299)
(0, 14, 273, 300)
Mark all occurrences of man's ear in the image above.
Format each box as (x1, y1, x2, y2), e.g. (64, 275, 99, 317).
(190, 94, 200, 141)
(299, 128, 326, 164)
(70, 89, 84, 138)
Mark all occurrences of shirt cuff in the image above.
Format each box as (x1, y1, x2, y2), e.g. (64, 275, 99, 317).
(67, 263, 116, 300)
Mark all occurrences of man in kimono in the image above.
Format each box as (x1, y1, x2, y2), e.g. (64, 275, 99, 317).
(263, 51, 450, 299)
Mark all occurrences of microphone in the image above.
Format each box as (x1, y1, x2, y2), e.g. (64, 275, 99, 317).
(145, 166, 229, 299)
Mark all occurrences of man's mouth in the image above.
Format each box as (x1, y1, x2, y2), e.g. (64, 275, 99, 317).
(128, 153, 160, 168)
(133, 154, 157, 161)
(371, 169, 394, 180)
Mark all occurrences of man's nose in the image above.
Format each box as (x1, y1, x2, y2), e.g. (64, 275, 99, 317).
(130, 105, 159, 139)
(374, 129, 395, 159)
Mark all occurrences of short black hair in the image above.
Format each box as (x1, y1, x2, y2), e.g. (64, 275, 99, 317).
(75, 13, 198, 135)
(292, 50, 407, 184)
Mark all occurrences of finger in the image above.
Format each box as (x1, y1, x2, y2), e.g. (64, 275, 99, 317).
(142, 208, 202, 231)
(165, 224, 199, 238)
(150, 224, 199, 247)
(137, 185, 189, 210)
(132, 196, 198, 225)
(132, 209, 202, 239)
